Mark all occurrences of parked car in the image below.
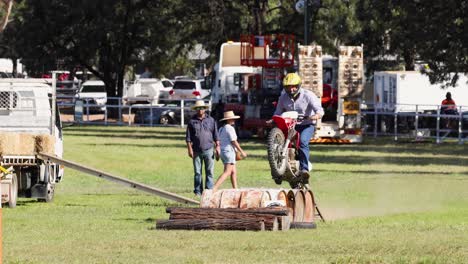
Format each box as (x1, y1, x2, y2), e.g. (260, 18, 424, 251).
(77, 80, 107, 112)
(134, 101, 206, 125)
(169, 79, 210, 100)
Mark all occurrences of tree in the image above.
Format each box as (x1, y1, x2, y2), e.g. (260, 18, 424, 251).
(355, 0, 468, 86)
(12, 0, 183, 98)
(414, 0, 468, 86)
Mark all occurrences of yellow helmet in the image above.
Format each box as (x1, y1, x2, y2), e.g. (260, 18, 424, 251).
(283, 73, 302, 86)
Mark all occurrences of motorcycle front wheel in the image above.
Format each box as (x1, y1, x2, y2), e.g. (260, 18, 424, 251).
(267, 127, 287, 177)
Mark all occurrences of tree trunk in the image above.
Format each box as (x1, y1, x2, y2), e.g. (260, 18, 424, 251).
(403, 47, 416, 71)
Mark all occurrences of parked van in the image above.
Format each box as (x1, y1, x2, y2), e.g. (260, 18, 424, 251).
(123, 78, 173, 105)
(77, 80, 107, 112)
(169, 79, 210, 100)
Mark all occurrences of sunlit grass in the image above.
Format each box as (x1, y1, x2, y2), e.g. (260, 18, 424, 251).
(3, 126, 468, 263)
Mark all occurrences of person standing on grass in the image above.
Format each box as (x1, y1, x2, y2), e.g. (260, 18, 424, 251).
(186, 100, 220, 197)
(213, 111, 247, 191)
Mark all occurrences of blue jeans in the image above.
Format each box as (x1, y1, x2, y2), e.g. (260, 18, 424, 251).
(295, 124, 316, 171)
(192, 148, 214, 195)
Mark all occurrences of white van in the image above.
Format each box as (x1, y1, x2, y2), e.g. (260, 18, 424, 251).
(169, 79, 210, 100)
(77, 80, 107, 112)
(123, 78, 173, 105)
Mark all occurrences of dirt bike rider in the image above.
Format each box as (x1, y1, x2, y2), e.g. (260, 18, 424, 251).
(272, 72, 324, 182)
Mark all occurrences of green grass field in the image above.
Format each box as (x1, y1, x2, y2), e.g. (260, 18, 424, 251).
(3, 126, 468, 264)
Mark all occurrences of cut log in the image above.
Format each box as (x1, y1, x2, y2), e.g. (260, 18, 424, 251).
(166, 207, 281, 231)
(166, 206, 291, 216)
(156, 219, 265, 231)
(168, 213, 278, 231)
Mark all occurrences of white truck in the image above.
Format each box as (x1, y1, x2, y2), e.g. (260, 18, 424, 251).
(374, 71, 468, 112)
(210, 41, 261, 104)
(0, 78, 64, 207)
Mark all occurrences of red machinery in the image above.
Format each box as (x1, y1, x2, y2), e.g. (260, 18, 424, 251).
(240, 34, 295, 68)
(228, 34, 296, 138)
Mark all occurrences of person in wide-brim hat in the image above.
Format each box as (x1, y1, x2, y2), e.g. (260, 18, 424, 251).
(219, 110, 240, 121)
(191, 100, 210, 110)
(213, 110, 247, 192)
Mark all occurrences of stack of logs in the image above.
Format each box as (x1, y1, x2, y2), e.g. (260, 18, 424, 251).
(156, 207, 293, 231)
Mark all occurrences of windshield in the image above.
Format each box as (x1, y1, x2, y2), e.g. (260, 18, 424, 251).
(81, 85, 106, 93)
(173, 81, 196, 90)
(162, 80, 173, 88)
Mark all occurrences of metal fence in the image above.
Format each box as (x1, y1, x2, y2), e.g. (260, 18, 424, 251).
(362, 103, 468, 144)
(58, 96, 467, 144)
(57, 96, 211, 127)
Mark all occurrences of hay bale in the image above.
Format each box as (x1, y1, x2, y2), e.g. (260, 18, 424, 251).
(0, 132, 36, 155)
(35, 134, 55, 155)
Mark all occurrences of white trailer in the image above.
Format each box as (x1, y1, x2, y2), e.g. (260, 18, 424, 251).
(374, 71, 468, 112)
(0, 78, 63, 207)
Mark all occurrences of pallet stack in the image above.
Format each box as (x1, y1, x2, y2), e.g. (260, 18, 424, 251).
(156, 207, 293, 231)
(298, 44, 323, 98)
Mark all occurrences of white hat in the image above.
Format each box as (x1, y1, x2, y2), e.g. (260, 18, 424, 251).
(220, 111, 240, 121)
(191, 100, 209, 110)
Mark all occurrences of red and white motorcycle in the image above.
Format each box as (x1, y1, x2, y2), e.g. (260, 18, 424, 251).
(267, 111, 312, 189)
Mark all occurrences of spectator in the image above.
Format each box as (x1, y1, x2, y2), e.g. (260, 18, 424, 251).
(441, 92, 458, 129)
(441, 92, 457, 115)
(213, 111, 247, 191)
(140, 67, 152, 78)
(186, 100, 220, 197)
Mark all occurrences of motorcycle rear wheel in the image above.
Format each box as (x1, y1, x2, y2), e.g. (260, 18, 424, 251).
(267, 127, 287, 177)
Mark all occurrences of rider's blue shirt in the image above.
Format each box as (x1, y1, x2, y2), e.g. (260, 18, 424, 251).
(274, 89, 324, 125)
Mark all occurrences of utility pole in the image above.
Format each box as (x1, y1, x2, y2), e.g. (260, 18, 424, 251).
(304, 0, 309, 45)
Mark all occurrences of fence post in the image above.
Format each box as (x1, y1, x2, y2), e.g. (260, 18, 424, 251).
(118, 98, 122, 124)
(150, 102, 154, 127)
(374, 106, 378, 138)
(128, 105, 132, 126)
(415, 105, 419, 140)
(104, 105, 108, 125)
(180, 100, 185, 127)
(458, 106, 463, 144)
(85, 99, 90, 122)
(436, 105, 441, 144)
(394, 111, 398, 141)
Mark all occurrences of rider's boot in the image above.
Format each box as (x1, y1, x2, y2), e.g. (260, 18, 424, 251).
(300, 169, 310, 182)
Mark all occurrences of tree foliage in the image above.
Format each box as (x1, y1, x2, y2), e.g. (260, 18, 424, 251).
(0, 0, 467, 91)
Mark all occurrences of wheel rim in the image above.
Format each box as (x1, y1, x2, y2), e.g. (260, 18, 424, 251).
(160, 116, 169, 124)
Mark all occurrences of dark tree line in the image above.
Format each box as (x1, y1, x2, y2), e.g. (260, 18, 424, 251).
(0, 0, 467, 96)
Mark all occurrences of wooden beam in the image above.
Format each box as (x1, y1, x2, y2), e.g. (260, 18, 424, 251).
(38, 153, 199, 205)
(156, 219, 266, 231)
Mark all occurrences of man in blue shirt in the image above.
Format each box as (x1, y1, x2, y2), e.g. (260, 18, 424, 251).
(186, 100, 220, 197)
(273, 73, 324, 182)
